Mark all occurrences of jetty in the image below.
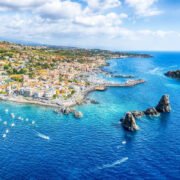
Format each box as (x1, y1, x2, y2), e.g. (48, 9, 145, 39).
(102, 79, 145, 87)
(83, 79, 145, 98)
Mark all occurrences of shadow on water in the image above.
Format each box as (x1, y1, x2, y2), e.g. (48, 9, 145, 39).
(111, 122, 122, 129)
(158, 113, 171, 129)
(123, 130, 137, 143)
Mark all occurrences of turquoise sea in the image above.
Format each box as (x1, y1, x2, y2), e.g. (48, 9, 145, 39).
(0, 52, 179, 179)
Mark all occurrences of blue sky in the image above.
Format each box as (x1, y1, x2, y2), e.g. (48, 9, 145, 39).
(0, 0, 179, 50)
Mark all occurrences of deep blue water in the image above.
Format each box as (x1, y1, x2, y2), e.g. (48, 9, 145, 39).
(0, 52, 180, 179)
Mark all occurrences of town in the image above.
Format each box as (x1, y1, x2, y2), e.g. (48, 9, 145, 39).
(0, 41, 149, 107)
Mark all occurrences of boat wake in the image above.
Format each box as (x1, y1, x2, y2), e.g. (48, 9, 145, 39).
(148, 67, 164, 76)
(97, 157, 128, 170)
(35, 131, 50, 140)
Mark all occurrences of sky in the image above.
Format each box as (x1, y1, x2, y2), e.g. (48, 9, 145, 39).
(0, 0, 180, 51)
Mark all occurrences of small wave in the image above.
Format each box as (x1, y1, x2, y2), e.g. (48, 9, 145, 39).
(97, 157, 128, 170)
(122, 141, 127, 145)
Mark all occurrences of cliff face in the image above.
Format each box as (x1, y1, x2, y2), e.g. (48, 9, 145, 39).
(121, 95, 171, 131)
(165, 70, 180, 79)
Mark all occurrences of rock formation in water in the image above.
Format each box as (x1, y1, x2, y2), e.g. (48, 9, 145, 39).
(156, 94, 171, 113)
(131, 111, 145, 118)
(144, 107, 160, 116)
(74, 111, 83, 119)
(165, 70, 180, 79)
(120, 95, 171, 131)
(86, 98, 100, 105)
(121, 112, 139, 131)
(54, 107, 75, 115)
(61, 107, 72, 114)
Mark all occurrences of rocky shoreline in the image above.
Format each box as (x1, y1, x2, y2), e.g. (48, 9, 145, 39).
(120, 95, 171, 131)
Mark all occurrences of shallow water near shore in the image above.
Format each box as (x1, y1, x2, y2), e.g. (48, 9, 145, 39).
(0, 52, 180, 179)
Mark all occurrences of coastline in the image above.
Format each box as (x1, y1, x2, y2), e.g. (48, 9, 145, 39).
(0, 79, 145, 108)
(0, 52, 149, 109)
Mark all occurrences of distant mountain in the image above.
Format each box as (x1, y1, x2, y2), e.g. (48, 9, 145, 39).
(0, 37, 80, 50)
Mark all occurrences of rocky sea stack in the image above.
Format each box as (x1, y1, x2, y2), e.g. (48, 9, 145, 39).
(165, 70, 180, 79)
(121, 95, 171, 131)
(156, 95, 171, 113)
(121, 112, 139, 131)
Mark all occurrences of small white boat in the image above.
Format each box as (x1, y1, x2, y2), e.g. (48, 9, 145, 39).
(32, 121, 35, 125)
(5, 129, 9, 134)
(11, 113, 15, 119)
(122, 141, 127, 145)
(25, 118, 29, 122)
(2, 134, 6, 138)
(5, 109, 9, 113)
(11, 123, 15, 127)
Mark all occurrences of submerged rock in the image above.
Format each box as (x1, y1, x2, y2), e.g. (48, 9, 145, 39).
(121, 112, 139, 131)
(90, 99, 100, 104)
(144, 107, 160, 116)
(156, 95, 171, 113)
(74, 111, 83, 119)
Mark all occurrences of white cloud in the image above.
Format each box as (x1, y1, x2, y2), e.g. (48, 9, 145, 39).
(0, 0, 179, 50)
(36, 0, 83, 19)
(0, 0, 45, 9)
(74, 13, 127, 27)
(125, 0, 162, 16)
(86, 0, 121, 11)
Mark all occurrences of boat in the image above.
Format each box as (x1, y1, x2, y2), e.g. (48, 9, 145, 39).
(32, 121, 35, 125)
(11, 123, 15, 127)
(11, 113, 15, 119)
(5, 129, 9, 134)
